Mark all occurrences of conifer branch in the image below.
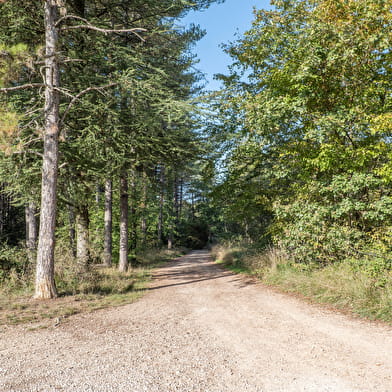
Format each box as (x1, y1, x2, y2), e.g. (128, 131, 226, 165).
(63, 25, 146, 40)
(60, 83, 117, 124)
(57, 14, 146, 40)
(54, 87, 75, 99)
(55, 14, 89, 27)
(0, 83, 45, 93)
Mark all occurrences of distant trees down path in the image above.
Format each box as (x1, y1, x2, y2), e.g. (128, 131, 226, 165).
(0, 0, 221, 298)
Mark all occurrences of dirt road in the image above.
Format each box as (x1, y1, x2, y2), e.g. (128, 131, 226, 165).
(1, 250, 392, 392)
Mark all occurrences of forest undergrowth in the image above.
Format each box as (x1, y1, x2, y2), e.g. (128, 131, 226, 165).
(0, 244, 185, 326)
(211, 244, 392, 324)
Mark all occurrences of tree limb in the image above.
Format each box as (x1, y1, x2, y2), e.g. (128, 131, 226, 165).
(62, 25, 146, 39)
(55, 14, 90, 27)
(56, 14, 146, 40)
(0, 83, 45, 93)
(54, 87, 75, 99)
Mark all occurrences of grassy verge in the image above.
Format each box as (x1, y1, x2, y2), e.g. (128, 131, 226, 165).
(0, 248, 185, 326)
(211, 244, 392, 324)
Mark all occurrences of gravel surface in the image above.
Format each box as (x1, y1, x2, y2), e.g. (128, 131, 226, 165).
(1, 250, 392, 392)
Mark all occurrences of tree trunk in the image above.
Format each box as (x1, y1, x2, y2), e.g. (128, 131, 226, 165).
(0, 184, 5, 236)
(167, 237, 173, 250)
(157, 165, 165, 246)
(103, 178, 112, 266)
(25, 202, 38, 263)
(68, 205, 76, 257)
(191, 190, 195, 219)
(168, 173, 176, 250)
(35, 0, 60, 299)
(130, 173, 137, 250)
(119, 172, 129, 272)
(140, 171, 147, 246)
(174, 175, 180, 225)
(179, 177, 183, 219)
(95, 184, 101, 204)
(76, 205, 90, 266)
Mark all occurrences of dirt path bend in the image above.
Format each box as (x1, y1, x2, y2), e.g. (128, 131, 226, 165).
(1, 251, 392, 392)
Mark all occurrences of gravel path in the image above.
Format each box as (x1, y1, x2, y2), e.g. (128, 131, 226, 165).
(1, 250, 392, 392)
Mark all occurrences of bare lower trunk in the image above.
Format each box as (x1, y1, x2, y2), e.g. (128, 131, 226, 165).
(68, 205, 76, 257)
(119, 173, 128, 272)
(168, 174, 176, 250)
(191, 191, 195, 219)
(76, 205, 90, 266)
(167, 237, 173, 250)
(141, 171, 147, 246)
(95, 184, 102, 204)
(25, 202, 38, 263)
(179, 177, 183, 219)
(130, 174, 137, 250)
(174, 175, 179, 225)
(157, 165, 165, 246)
(0, 185, 4, 236)
(35, 0, 59, 299)
(103, 178, 112, 266)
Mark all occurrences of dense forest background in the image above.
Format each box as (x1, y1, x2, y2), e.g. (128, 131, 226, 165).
(0, 0, 391, 320)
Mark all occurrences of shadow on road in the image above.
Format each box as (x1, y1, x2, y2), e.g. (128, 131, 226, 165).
(142, 251, 259, 291)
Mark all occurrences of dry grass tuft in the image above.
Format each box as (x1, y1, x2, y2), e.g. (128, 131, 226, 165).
(210, 244, 242, 266)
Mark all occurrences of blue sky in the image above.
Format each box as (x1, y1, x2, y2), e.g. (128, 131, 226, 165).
(180, 0, 273, 90)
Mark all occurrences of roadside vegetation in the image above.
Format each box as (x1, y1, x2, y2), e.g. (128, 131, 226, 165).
(211, 243, 392, 323)
(0, 245, 185, 326)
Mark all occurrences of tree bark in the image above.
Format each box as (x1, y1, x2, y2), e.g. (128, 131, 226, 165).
(25, 202, 38, 263)
(76, 205, 90, 266)
(140, 171, 147, 246)
(68, 205, 76, 257)
(0, 184, 5, 236)
(191, 190, 195, 219)
(35, 0, 60, 299)
(174, 175, 180, 225)
(130, 173, 137, 251)
(157, 165, 165, 246)
(179, 177, 183, 219)
(168, 173, 176, 250)
(103, 178, 112, 266)
(119, 172, 129, 272)
(167, 236, 173, 250)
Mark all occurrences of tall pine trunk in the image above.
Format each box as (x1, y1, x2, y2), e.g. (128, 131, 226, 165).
(179, 177, 183, 219)
(119, 172, 129, 272)
(103, 178, 112, 266)
(25, 202, 37, 263)
(174, 175, 180, 226)
(68, 205, 76, 257)
(168, 173, 176, 250)
(157, 165, 165, 246)
(76, 205, 90, 266)
(35, 0, 59, 299)
(140, 171, 147, 246)
(130, 173, 137, 250)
